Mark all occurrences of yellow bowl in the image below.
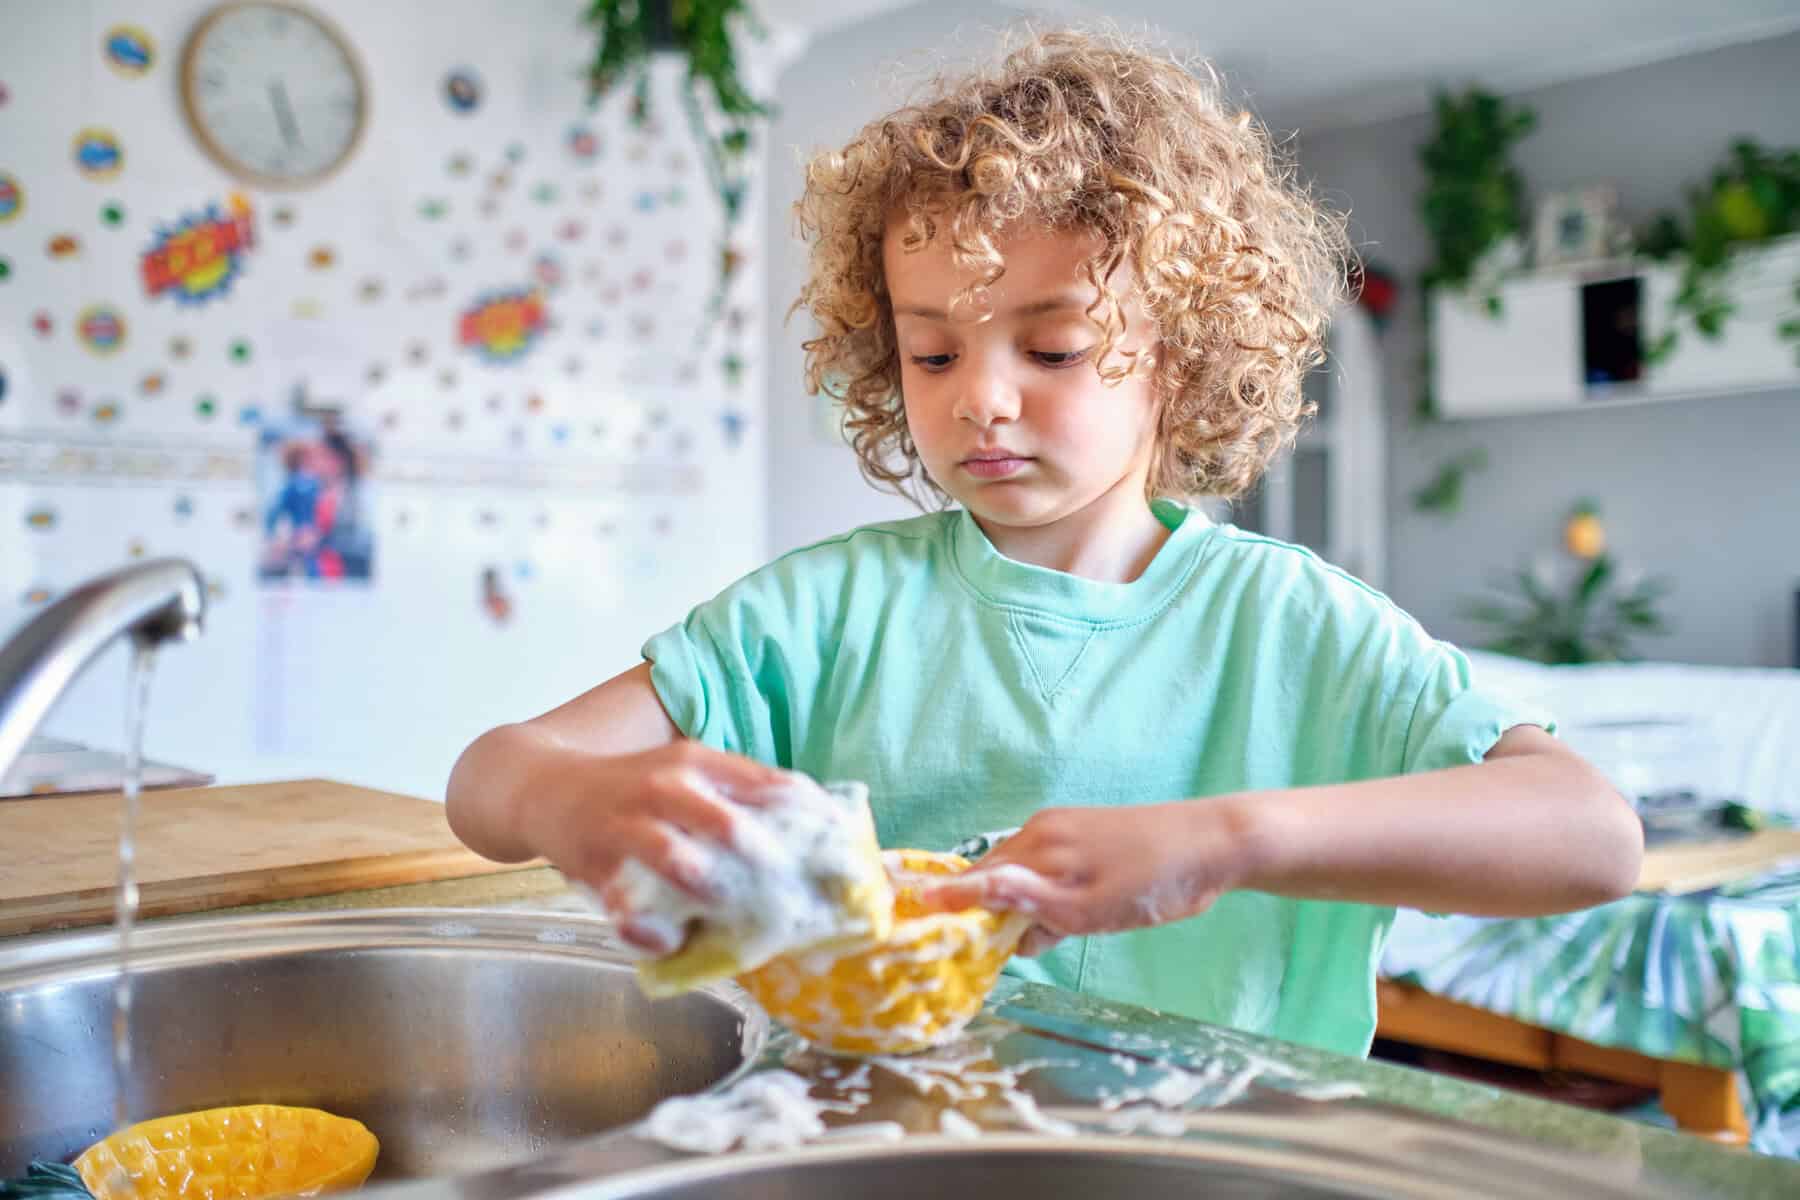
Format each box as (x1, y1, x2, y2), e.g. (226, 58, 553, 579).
(735, 849, 1030, 1056)
(75, 1104, 378, 1200)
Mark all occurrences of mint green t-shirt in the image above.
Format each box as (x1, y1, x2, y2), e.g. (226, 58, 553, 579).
(642, 500, 1548, 1057)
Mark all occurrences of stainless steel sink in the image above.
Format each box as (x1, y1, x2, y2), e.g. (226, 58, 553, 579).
(0, 910, 765, 1180)
(526, 1136, 1683, 1200)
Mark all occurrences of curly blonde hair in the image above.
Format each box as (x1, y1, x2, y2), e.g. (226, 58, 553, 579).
(792, 25, 1350, 504)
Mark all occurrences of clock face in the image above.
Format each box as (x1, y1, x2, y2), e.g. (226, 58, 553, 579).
(182, 2, 366, 187)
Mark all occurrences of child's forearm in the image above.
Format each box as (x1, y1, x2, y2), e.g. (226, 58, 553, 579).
(446, 723, 576, 863)
(1230, 727, 1644, 917)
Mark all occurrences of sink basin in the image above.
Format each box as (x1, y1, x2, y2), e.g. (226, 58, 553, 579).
(531, 1137, 1680, 1200)
(0, 910, 764, 1180)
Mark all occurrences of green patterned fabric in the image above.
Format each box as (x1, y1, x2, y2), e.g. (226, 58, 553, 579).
(1383, 865, 1800, 1156)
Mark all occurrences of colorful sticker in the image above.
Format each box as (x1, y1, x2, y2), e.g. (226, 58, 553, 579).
(73, 128, 123, 178)
(141, 194, 255, 304)
(0, 257, 11, 280)
(308, 245, 335, 269)
(721, 352, 745, 387)
(532, 182, 557, 205)
(195, 395, 217, 419)
(22, 586, 52, 606)
(229, 338, 252, 363)
(447, 153, 473, 177)
(480, 566, 513, 624)
(238, 404, 261, 425)
(140, 371, 164, 395)
(445, 68, 481, 113)
(532, 253, 562, 290)
(93, 400, 120, 423)
(56, 389, 81, 414)
(459, 288, 546, 364)
(290, 297, 323, 318)
(173, 494, 194, 519)
(100, 201, 126, 226)
(505, 142, 525, 164)
(103, 26, 155, 76)
(567, 124, 599, 161)
(77, 305, 126, 354)
(169, 335, 192, 359)
(272, 205, 296, 229)
(127, 539, 146, 558)
(557, 218, 584, 242)
(32, 311, 52, 336)
(48, 234, 80, 258)
(26, 508, 58, 531)
(0, 172, 21, 221)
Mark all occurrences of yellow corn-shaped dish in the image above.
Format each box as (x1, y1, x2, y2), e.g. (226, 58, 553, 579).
(736, 849, 1031, 1056)
(75, 1104, 378, 1200)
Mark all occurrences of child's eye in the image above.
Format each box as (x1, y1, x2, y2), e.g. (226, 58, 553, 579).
(910, 354, 955, 372)
(1032, 348, 1091, 368)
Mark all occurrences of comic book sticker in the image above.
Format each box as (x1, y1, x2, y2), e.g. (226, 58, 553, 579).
(103, 26, 155, 76)
(74, 129, 123, 178)
(77, 305, 126, 354)
(142, 194, 255, 303)
(458, 288, 546, 363)
(0, 173, 21, 222)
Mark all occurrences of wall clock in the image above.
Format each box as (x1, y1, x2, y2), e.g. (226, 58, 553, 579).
(180, 2, 367, 189)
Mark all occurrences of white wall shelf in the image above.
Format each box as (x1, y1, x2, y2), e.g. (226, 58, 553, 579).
(1431, 236, 1800, 420)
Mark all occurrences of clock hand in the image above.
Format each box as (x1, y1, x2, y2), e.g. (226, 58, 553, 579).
(269, 80, 303, 150)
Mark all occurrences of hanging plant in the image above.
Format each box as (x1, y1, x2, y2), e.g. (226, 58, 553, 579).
(1459, 501, 1671, 665)
(585, 0, 771, 340)
(1636, 139, 1800, 366)
(1415, 88, 1536, 419)
(1411, 448, 1488, 516)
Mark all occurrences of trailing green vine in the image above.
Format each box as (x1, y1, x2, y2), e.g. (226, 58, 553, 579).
(1636, 139, 1800, 366)
(1415, 88, 1537, 418)
(585, 0, 771, 346)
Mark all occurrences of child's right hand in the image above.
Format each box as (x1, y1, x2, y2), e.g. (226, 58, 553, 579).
(519, 741, 791, 953)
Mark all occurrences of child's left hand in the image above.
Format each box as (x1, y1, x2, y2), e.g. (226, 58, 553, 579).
(915, 799, 1254, 957)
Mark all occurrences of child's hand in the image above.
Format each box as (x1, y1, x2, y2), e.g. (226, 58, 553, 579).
(521, 741, 790, 953)
(915, 799, 1254, 957)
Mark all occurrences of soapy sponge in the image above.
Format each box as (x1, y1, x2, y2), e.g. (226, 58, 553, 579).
(604, 778, 895, 998)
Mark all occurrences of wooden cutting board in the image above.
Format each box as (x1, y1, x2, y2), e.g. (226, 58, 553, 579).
(0, 778, 540, 937)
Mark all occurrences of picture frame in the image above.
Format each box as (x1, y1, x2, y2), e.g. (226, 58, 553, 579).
(1532, 184, 1620, 269)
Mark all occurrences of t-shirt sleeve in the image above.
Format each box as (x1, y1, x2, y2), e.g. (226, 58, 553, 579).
(1400, 640, 1556, 775)
(639, 565, 802, 765)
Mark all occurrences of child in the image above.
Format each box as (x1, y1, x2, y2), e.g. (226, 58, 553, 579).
(447, 27, 1642, 1058)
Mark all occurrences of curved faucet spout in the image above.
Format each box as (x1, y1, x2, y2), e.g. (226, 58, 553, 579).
(0, 558, 206, 784)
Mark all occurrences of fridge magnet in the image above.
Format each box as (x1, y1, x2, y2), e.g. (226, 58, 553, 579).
(22, 587, 52, 607)
(140, 371, 165, 395)
(307, 245, 335, 269)
(238, 403, 262, 425)
(92, 399, 121, 423)
(100, 201, 126, 227)
(445, 68, 481, 113)
(406, 340, 429, 366)
(458, 288, 547, 364)
(557, 219, 584, 243)
(128, 539, 146, 558)
(532, 182, 558, 205)
(290, 297, 323, 319)
(73, 129, 124, 179)
(272, 205, 296, 229)
(418, 197, 450, 221)
(32, 311, 51, 336)
(0, 257, 10, 280)
(103, 26, 155, 76)
(77, 305, 126, 355)
(721, 353, 745, 388)
(205, 576, 226, 602)
(195, 395, 217, 419)
(48, 234, 80, 259)
(358, 277, 384, 302)
(25, 507, 56, 531)
(634, 190, 656, 212)
(169, 335, 192, 359)
(448, 153, 473, 177)
(57, 388, 81, 414)
(229, 338, 253, 363)
(488, 168, 512, 191)
(173, 494, 194, 520)
(0, 172, 21, 221)
(255, 408, 375, 583)
(480, 566, 513, 624)
(550, 423, 569, 443)
(568, 124, 600, 161)
(505, 142, 525, 164)
(525, 392, 544, 413)
(141, 194, 256, 304)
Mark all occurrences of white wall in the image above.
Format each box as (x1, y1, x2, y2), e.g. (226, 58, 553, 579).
(1, 0, 773, 796)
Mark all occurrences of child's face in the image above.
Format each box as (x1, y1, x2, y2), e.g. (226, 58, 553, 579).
(884, 217, 1162, 531)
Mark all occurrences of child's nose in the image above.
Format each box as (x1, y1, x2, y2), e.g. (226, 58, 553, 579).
(951, 360, 1021, 428)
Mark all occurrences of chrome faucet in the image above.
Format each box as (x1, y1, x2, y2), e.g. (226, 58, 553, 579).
(0, 558, 205, 784)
